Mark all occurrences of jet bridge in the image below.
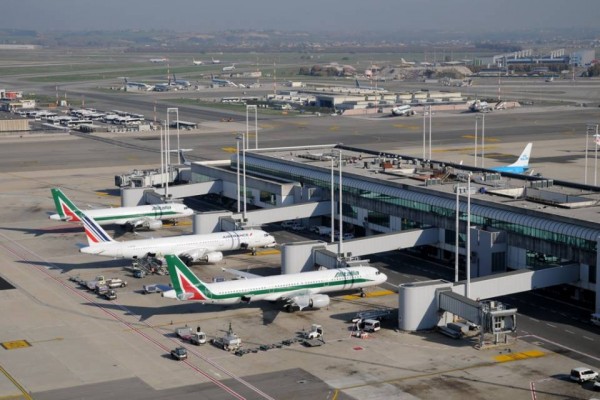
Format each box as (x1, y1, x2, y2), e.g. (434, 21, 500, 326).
(438, 290, 517, 347)
(398, 264, 580, 336)
(284, 228, 439, 273)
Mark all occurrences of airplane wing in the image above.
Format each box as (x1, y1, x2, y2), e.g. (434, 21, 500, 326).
(222, 268, 263, 280)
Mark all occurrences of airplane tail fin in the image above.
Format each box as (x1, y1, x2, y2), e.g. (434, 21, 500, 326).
(51, 188, 82, 222)
(508, 143, 532, 168)
(165, 255, 211, 300)
(79, 210, 114, 246)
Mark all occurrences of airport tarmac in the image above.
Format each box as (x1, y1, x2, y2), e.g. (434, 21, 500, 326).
(1, 73, 600, 398)
(1, 139, 599, 399)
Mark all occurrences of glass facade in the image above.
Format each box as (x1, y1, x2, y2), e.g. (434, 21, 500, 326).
(242, 158, 597, 257)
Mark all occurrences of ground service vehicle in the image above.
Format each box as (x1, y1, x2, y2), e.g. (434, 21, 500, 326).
(356, 319, 380, 332)
(143, 284, 171, 294)
(350, 309, 393, 323)
(302, 324, 325, 347)
(105, 278, 127, 288)
(570, 367, 598, 383)
(170, 347, 188, 361)
(211, 323, 241, 351)
(103, 290, 117, 300)
(591, 313, 600, 327)
(176, 326, 206, 345)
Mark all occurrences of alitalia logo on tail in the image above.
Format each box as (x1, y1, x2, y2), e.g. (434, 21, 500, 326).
(79, 210, 114, 244)
(165, 255, 210, 301)
(51, 188, 82, 222)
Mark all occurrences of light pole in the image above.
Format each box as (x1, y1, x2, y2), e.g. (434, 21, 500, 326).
(585, 123, 599, 185)
(338, 149, 343, 258)
(330, 153, 335, 243)
(246, 104, 258, 149)
(480, 112, 486, 169)
(242, 130, 247, 221)
(422, 106, 426, 160)
(428, 105, 432, 160)
(455, 182, 460, 283)
(466, 172, 472, 298)
(164, 120, 169, 197)
(595, 132, 600, 187)
(167, 107, 180, 161)
(236, 135, 243, 213)
(474, 116, 479, 167)
(159, 123, 164, 191)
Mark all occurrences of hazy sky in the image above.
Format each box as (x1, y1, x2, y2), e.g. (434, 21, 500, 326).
(1, 0, 599, 33)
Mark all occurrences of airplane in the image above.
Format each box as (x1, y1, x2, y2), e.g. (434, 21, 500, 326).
(222, 64, 236, 72)
(211, 57, 221, 64)
(211, 74, 237, 87)
(77, 210, 276, 263)
(490, 143, 533, 174)
(172, 74, 191, 88)
(123, 78, 154, 91)
(391, 104, 415, 116)
(192, 58, 203, 65)
(150, 58, 168, 63)
(161, 254, 387, 311)
(399, 58, 416, 66)
(49, 188, 194, 231)
(354, 79, 388, 92)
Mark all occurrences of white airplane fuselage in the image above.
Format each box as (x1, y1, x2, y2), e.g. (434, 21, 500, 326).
(80, 229, 275, 259)
(50, 203, 193, 226)
(163, 265, 387, 306)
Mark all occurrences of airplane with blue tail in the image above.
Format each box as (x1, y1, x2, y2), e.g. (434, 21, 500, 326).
(490, 143, 533, 174)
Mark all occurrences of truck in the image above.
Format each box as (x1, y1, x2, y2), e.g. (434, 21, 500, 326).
(302, 324, 325, 347)
(85, 275, 107, 291)
(175, 326, 207, 346)
(310, 225, 332, 236)
(170, 347, 188, 361)
(105, 278, 128, 289)
(211, 323, 241, 352)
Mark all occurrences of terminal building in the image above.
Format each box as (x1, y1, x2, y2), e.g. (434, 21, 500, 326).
(121, 144, 600, 335)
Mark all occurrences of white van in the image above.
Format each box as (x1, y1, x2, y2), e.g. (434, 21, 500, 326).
(570, 367, 598, 383)
(362, 319, 381, 332)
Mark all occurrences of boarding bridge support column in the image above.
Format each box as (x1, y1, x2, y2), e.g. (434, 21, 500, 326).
(282, 241, 327, 274)
(121, 187, 147, 206)
(193, 211, 233, 234)
(398, 280, 453, 331)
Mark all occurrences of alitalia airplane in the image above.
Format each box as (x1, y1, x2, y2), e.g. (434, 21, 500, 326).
(162, 254, 387, 311)
(78, 210, 276, 264)
(49, 188, 194, 231)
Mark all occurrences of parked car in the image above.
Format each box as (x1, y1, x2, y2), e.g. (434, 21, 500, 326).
(103, 289, 117, 301)
(570, 367, 598, 383)
(170, 347, 188, 361)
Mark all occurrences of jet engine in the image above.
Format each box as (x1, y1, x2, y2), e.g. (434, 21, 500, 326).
(145, 220, 163, 231)
(308, 294, 330, 309)
(203, 251, 224, 263)
(289, 294, 330, 311)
